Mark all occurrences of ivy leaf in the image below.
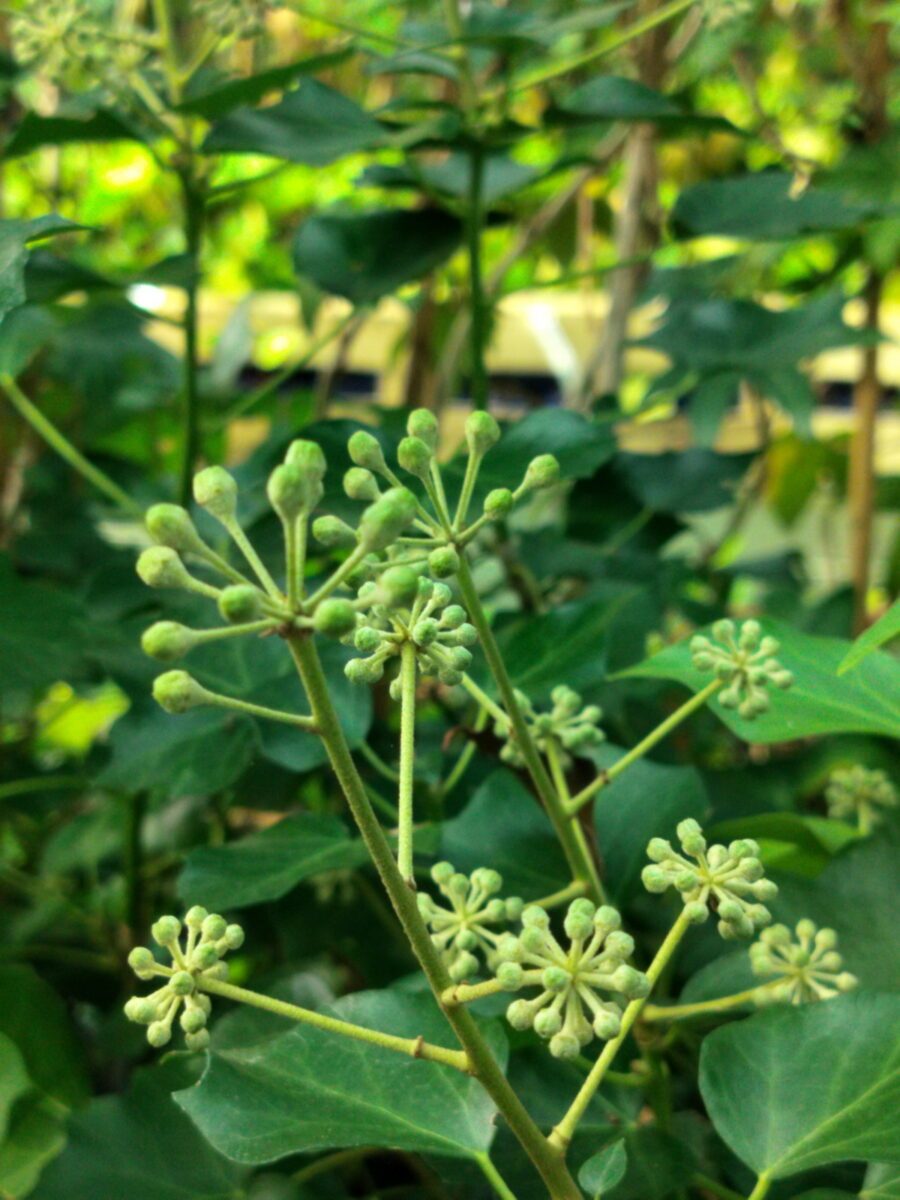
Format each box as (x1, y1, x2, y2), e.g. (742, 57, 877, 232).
(699, 994, 900, 1180)
(0, 966, 88, 1109)
(0, 1098, 67, 1200)
(31, 1060, 247, 1200)
(839, 599, 900, 674)
(203, 78, 383, 163)
(177, 989, 505, 1162)
(293, 208, 463, 305)
(863, 1163, 900, 1198)
(551, 76, 736, 134)
(178, 812, 370, 910)
(0, 216, 85, 322)
(614, 449, 752, 514)
(478, 409, 617, 490)
(621, 618, 900, 742)
(176, 51, 352, 118)
(0, 557, 89, 694)
(579, 1139, 627, 1197)
(6, 109, 145, 157)
(606, 1127, 696, 1200)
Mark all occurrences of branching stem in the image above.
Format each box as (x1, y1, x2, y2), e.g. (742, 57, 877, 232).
(398, 641, 418, 885)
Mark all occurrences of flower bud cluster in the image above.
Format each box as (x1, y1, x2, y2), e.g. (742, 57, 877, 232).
(417, 862, 523, 983)
(495, 899, 649, 1060)
(124, 908, 244, 1050)
(825, 765, 896, 831)
(642, 819, 777, 939)
(749, 920, 858, 1005)
(345, 574, 478, 688)
(11, 0, 113, 84)
(194, 0, 273, 41)
(690, 619, 793, 719)
(494, 685, 604, 769)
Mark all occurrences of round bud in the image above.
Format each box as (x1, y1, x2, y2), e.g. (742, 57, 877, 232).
(397, 436, 432, 481)
(191, 943, 220, 971)
(465, 411, 501, 457)
(641, 865, 669, 894)
(412, 618, 439, 646)
(521, 926, 547, 954)
(314, 598, 357, 639)
(136, 546, 193, 591)
(456, 929, 478, 952)
(549, 1032, 580, 1061)
(593, 1009, 622, 1040)
(484, 488, 514, 519)
(814, 927, 837, 951)
(613, 965, 650, 999)
(432, 861, 455, 885)
(506, 999, 534, 1031)
(796, 918, 816, 941)
(358, 488, 417, 552)
(594, 906, 621, 933)
(147, 1021, 172, 1048)
(312, 515, 357, 550)
(836, 972, 858, 992)
(170, 971, 195, 996)
(683, 901, 709, 924)
(128, 946, 156, 976)
(125, 996, 158, 1024)
(153, 670, 207, 715)
(522, 906, 550, 929)
(181, 1007, 207, 1034)
(520, 454, 560, 492)
(407, 408, 438, 450)
(185, 1029, 211, 1052)
(449, 951, 479, 983)
(564, 908, 593, 941)
(455, 623, 478, 647)
(542, 966, 569, 993)
(224, 924, 244, 950)
(344, 657, 384, 685)
(441, 605, 466, 630)
(534, 1008, 563, 1038)
(141, 621, 195, 663)
(204, 961, 229, 981)
(202, 914, 227, 941)
(430, 582, 452, 608)
(284, 440, 326, 510)
(146, 504, 208, 556)
(712, 618, 735, 643)
(185, 906, 208, 929)
(646, 837, 671, 863)
(428, 546, 460, 579)
(354, 627, 382, 654)
(505, 896, 524, 922)
(344, 467, 380, 502)
(472, 867, 502, 894)
(347, 430, 387, 474)
(497, 961, 524, 990)
(217, 585, 263, 624)
(193, 466, 238, 522)
(151, 916, 181, 946)
(378, 565, 419, 609)
(267, 463, 309, 521)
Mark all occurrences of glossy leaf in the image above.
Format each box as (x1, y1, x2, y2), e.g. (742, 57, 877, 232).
(177, 51, 352, 118)
(622, 618, 900, 742)
(839, 599, 900, 674)
(177, 989, 504, 1162)
(0, 216, 85, 322)
(579, 1139, 627, 1197)
(699, 993, 900, 1179)
(553, 75, 736, 133)
(178, 812, 370, 909)
(864, 1163, 900, 1198)
(293, 207, 463, 305)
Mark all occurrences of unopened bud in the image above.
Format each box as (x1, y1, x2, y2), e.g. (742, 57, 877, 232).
(407, 408, 439, 450)
(398, 435, 432, 481)
(152, 670, 208, 714)
(312, 515, 357, 549)
(377, 565, 419, 609)
(357, 487, 417, 551)
(218, 584, 264, 624)
(343, 467, 379, 502)
(193, 466, 238, 522)
(484, 488, 513, 518)
(267, 463, 308, 521)
(428, 546, 460, 578)
(520, 454, 560, 492)
(465, 411, 501, 457)
(313, 598, 357, 638)
(141, 621, 196, 663)
(136, 546, 193, 591)
(146, 504, 208, 556)
(348, 430, 387, 474)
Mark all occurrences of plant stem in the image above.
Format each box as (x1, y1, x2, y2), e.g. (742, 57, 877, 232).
(692, 1174, 744, 1200)
(199, 691, 318, 729)
(177, 172, 204, 506)
(358, 739, 401, 784)
(1, 376, 141, 515)
(566, 679, 723, 815)
(549, 907, 693, 1152)
(0, 776, 84, 802)
(456, 557, 606, 904)
(286, 634, 582, 1200)
(643, 986, 766, 1022)
(196, 975, 469, 1071)
(438, 705, 486, 797)
(848, 270, 883, 633)
(466, 143, 489, 411)
(475, 1151, 517, 1200)
(443, 977, 527, 1006)
(398, 641, 418, 885)
(293, 1146, 374, 1186)
(746, 1174, 771, 1200)
(533, 879, 590, 910)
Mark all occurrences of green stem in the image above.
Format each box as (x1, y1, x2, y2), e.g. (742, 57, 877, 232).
(1, 376, 141, 515)
(466, 143, 489, 411)
(197, 690, 318, 729)
(566, 679, 723, 815)
(746, 1174, 771, 1200)
(643, 985, 767, 1022)
(475, 1151, 517, 1200)
(305, 543, 369, 608)
(357, 739, 401, 784)
(453, 450, 482, 532)
(292, 1146, 374, 1186)
(398, 641, 418, 885)
(549, 907, 693, 1152)
(176, 172, 204, 506)
(196, 975, 468, 1071)
(286, 634, 582, 1200)
(533, 879, 590, 910)
(0, 775, 84, 802)
(437, 707, 485, 797)
(456, 556, 606, 904)
(692, 1173, 744, 1200)
(459, 672, 509, 726)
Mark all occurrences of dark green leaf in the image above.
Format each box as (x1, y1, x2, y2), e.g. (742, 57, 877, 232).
(293, 207, 463, 305)
(0, 1035, 31, 1142)
(177, 51, 353, 118)
(699, 994, 900, 1179)
(0, 966, 88, 1109)
(607, 1127, 696, 1200)
(579, 1139, 627, 1197)
(614, 449, 752, 513)
(177, 989, 504, 1161)
(553, 76, 736, 134)
(0, 216, 85, 322)
(203, 79, 383, 163)
(178, 812, 370, 909)
(6, 110, 144, 157)
(0, 1098, 67, 1200)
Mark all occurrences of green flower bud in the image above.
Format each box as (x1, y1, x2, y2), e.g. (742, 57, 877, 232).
(354, 626, 382, 653)
(428, 546, 460, 578)
(152, 670, 208, 715)
(432, 861, 455, 885)
(202, 914, 227, 941)
(343, 467, 380, 502)
(185, 1029, 210, 1052)
(683, 901, 709, 924)
(136, 546, 193, 591)
(449, 951, 479, 983)
(345, 657, 384, 685)
(413, 618, 439, 646)
(267, 463, 310, 521)
(441, 605, 466, 629)
(377, 565, 419, 609)
(284, 438, 327, 495)
(185, 906, 208, 929)
(151, 915, 181, 946)
(145, 504, 208, 556)
(465, 411, 501, 457)
(497, 961, 524, 990)
(170, 971, 195, 996)
(484, 488, 514, 519)
(193, 466, 238, 522)
(520, 454, 560, 492)
(506, 999, 535, 1031)
(125, 996, 159, 1024)
(348, 430, 388, 474)
(147, 1021, 172, 1048)
(224, 924, 245, 950)
(407, 408, 438, 450)
(593, 1010, 621, 1040)
(181, 1007, 207, 1034)
(312, 515, 357, 550)
(613, 965, 649, 999)
(191, 943, 220, 971)
(313, 598, 357, 639)
(141, 621, 196, 663)
(127, 946, 156, 977)
(549, 1032, 580, 1060)
(397, 435, 432, 481)
(542, 966, 569, 993)
(534, 1008, 563, 1038)
(218, 584, 264, 624)
(357, 487, 417, 552)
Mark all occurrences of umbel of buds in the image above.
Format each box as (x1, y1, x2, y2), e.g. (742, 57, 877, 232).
(691, 619, 793, 719)
(749, 920, 858, 1005)
(825, 765, 897, 832)
(345, 575, 478, 688)
(642, 819, 777, 939)
(495, 900, 649, 1060)
(495, 685, 604, 769)
(124, 909, 244, 1050)
(417, 863, 523, 983)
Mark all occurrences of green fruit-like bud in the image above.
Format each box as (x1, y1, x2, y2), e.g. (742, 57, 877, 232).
(128, 946, 156, 976)
(428, 546, 460, 578)
(432, 861, 455, 885)
(343, 467, 380, 502)
(542, 966, 569, 993)
(613, 965, 650, 999)
(141, 621, 196, 663)
(449, 951, 479, 983)
(506, 999, 535, 1031)
(593, 1010, 622, 1040)
(348, 430, 387, 474)
(355, 626, 382, 653)
(641, 865, 669, 893)
(407, 408, 439, 450)
(534, 1008, 563, 1038)
(125, 996, 159, 1024)
(484, 487, 514, 519)
(413, 618, 439, 646)
(137, 546, 193, 590)
(218, 584, 264, 624)
(313, 598, 357, 639)
(147, 1021, 172, 1048)
(191, 943, 220, 970)
(202, 914, 227, 941)
(465, 411, 501, 457)
(224, 924, 245, 950)
(267, 463, 309, 521)
(357, 487, 417, 551)
(193, 466, 238, 522)
(151, 915, 182, 946)
(185, 905, 208, 929)
(520, 454, 560, 492)
(285, 438, 326, 483)
(549, 1032, 580, 1060)
(181, 1007, 207, 1034)
(170, 970, 195, 996)
(683, 901, 709, 924)
(185, 1029, 210, 1052)
(496, 961, 524, 990)
(397, 436, 432, 480)
(377, 565, 419, 609)
(345, 657, 384, 685)
(312, 515, 357, 549)
(146, 504, 208, 556)
(152, 670, 208, 714)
